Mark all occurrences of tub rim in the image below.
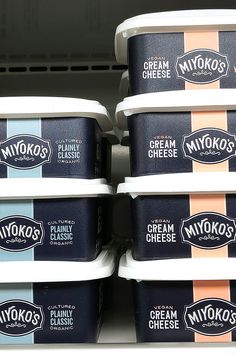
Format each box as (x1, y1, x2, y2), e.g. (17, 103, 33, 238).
(116, 89, 236, 130)
(0, 247, 115, 283)
(117, 172, 236, 198)
(0, 96, 112, 132)
(115, 9, 236, 64)
(119, 249, 236, 281)
(0, 178, 113, 199)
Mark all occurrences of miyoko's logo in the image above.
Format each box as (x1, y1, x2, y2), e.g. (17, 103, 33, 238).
(176, 49, 229, 84)
(0, 215, 44, 252)
(0, 134, 52, 169)
(0, 300, 44, 336)
(182, 128, 236, 164)
(184, 298, 236, 336)
(180, 212, 236, 249)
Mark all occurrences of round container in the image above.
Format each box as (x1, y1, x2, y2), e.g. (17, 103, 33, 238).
(118, 173, 236, 261)
(115, 9, 236, 94)
(0, 96, 112, 179)
(116, 89, 236, 177)
(0, 248, 115, 344)
(0, 178, 113, 261)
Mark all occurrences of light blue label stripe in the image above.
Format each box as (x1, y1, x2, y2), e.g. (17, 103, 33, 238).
(0, 200, 34, 261)
(0, 283, 33, 344)
(7, 118, 42, 178)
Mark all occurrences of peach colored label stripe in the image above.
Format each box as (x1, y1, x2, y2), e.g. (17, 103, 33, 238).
(184, 32, 219, 90)
(193, 280, 231, 342)
(191, 111, 228, 173)
(190, 194, 228, 258)
(191, 198, 230, 342)
(184, 31, 231, 343)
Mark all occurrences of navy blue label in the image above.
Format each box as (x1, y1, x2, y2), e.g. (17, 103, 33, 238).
(33, 281, 100, 343)
(180, 212, 236, 249)
(41, 118, 101, 178)
(33, 198, 102, 261)
(0, 215, 44, 252)
(134, 281, 194, 342)
(128, 33, 185, 94)
(0, 134, 52, 169)
(184, 298, 236, 336)
(131, 195, 191, 260)
(176, 49, 229, 84)
(0, 300, 44, 336)
(182, 128, 236, 164)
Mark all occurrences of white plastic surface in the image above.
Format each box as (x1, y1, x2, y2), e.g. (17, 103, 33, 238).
(115, 9, 236, 63)
(0, 248, 115, 283)
(1, 343, 236, 353)
(0, 96, 112, 132)
(0, 178, 113, 199)
(119, 70, 129, 99)
(116, 89, 236, 130)
(117, 172, 236, 198)
(119, 250, 236, 281)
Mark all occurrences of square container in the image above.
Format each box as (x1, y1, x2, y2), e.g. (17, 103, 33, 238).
(118, 173, 236, 260)
(0, 178, 112, 261)
(115, 10, 236, 94)
(0, 97, 112, 179)
(101, 130, 119, 183)
(119, 250, 236, 343)
(116, 89, 236, 177)
(0, 248, 114, 344)
(119, 70, 129, 99)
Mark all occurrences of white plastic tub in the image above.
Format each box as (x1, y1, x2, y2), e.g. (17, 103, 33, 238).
(119, 250, 236, 343)
(118, 173, 236, 260)
(116, 89, 236, 176)
(0, 248, 115, 344)
(115, 10, 236, 94)
(101, 129, 120, 183)
(0, 178, 113, 261)
(0, 96, 112, 179)
(119, 70, 129, 99)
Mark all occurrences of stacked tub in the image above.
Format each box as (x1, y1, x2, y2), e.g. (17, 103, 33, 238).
(115, 10, 236, 343)
(0, 96, 115, 344)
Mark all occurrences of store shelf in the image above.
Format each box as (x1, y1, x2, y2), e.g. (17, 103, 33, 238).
(1, 343, 236, 353)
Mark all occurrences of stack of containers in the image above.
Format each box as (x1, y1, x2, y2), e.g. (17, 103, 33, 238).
(119, 71, 130, 147)
(115, 9, 236, 343)
(0, 96, 115, 344)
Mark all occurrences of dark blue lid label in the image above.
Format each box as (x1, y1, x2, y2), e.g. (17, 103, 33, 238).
(175, 49, 229, 84)
(0, 300, 44, 336)
(0, 134, 52, 169)
(182, 128, 236, 164)
(0, 215, 44, 252)
(184, 298, 236, 336)
(180, 212, 236, 249)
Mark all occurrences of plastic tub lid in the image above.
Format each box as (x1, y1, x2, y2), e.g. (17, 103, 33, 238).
(0, 248, 115, 283)
(115, 9, 236, 63)
(117, 172, 236, 198)
(0, 178, 113, 200)
(119, 70, 129, 99)
(116, 89, 236, 130)
(0, 96, 113, 132)
(119, 250, 236, 281)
